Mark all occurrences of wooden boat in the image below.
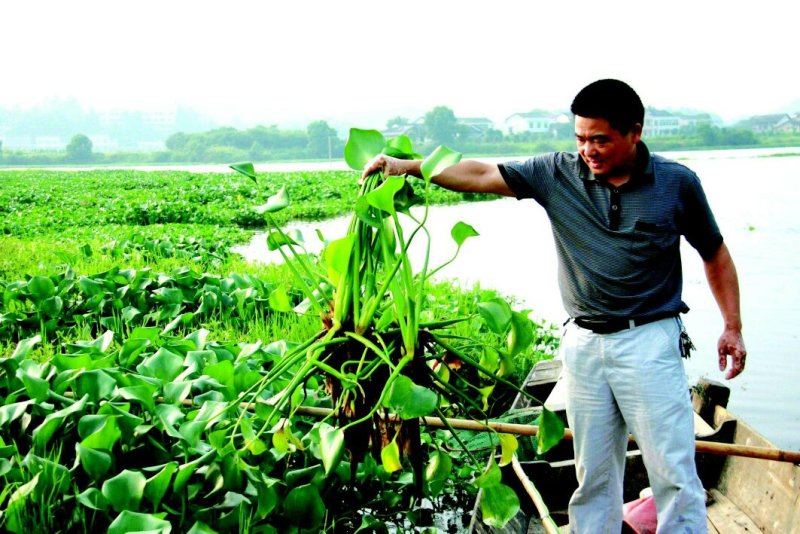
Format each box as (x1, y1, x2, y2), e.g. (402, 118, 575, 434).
(469, 359, 800, 534)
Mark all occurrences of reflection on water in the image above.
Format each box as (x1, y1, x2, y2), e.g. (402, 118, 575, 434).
(234, 148, 800, 451)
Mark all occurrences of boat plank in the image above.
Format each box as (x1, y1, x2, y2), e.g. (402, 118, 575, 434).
(707, 489, 763, 533)
(694, 411, 714, 436)
(713, 406, 800, 533)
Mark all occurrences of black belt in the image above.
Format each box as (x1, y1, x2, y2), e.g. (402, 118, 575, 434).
(572, 313, 677, 334)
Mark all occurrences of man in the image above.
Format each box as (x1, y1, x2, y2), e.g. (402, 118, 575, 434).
(362, 79, 747, 533)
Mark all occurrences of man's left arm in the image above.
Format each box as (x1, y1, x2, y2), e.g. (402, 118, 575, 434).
(703, 242, 747, 379)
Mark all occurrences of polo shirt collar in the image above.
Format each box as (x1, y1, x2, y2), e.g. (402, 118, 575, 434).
(580, 141, 654, 185)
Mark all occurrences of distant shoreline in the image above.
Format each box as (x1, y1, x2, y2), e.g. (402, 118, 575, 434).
(2, 145, 799, 174)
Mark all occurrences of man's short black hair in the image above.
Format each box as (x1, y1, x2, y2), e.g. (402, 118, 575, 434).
(570, 79, 645, 135)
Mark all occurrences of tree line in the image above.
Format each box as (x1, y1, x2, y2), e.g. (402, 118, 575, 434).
(1, 106, 797, 166)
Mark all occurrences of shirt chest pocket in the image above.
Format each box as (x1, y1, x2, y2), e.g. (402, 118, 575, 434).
(628, 219, 679, 261)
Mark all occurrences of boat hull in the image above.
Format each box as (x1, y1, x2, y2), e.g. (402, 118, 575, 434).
(470, 359, 800, 534)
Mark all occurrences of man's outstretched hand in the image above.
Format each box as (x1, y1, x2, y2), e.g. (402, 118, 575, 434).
(361, 154, 417, 182)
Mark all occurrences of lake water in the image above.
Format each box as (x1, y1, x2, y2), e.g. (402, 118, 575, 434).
(233, 148, 800, 451)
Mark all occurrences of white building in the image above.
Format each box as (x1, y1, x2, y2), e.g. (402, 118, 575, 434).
(89, 134, 120, 153)
(503, 110, 570, 136)
(643, 109, 680, 137)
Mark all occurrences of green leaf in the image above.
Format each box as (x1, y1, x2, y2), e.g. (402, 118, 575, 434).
(102, 469, 147, 512)
(0, 445, 16, 460)
(420, 145, 462, 185)
(187, 521, 218, 534)
(232, 364, 260, 395)
(144, 462, 178, 510)
(69, 330, 115, 354)
(507, 310, 534, 358)
(27, 275, 56, 302)
(183, 328, 209, 351)
(249, 475, 279, 520)
(211, 491, 250, 510)
(323, 234, 355, 284)
(479, 483, 520, 528)
(152, 287, 184, 305)
(77, 487, 109, 511)
(318, 424, 345, 475)
(478, 298, 513, 335)
(32, 395, 88, 449)
(178, 421, 206, 448)
(382, 375, 438, 419)
(392, 180, 423, 214)
(535, 408, 565, 455)
(268, 286, 293, 312)
(117, 385, 157, 412)
(119, 338, 149, 368)
(129, 326, 160, 345)
(365, 175, 405, 216)
(272, 428, 290, 453)
(202, 360, 235, 395)
(161, 312, 194, 335)
(38, 296, 63, 318)
(0, 400, 34, 428)
(75, 369, 117, 403)
(121, 305, 142, 324)
(344, 128, 385, 171)
(76, 443, 112, 480)
(179, 401, 228, 447)
(354, 196, 383, 228)
(283, 484, 325, 529)
(99, 403, 144, 438)
(155, 404, 185, 439)
(11, 335, 41, 361)
(266, 229, 302, 250)
(18, 361, 50, 402)
(384, 135, 420, 159)
(380, 440, 403, 473)
(229, 161, 257, 183)
(473, 457, 502, 489)
(79, 415, 122, 450)
(451, 221, 479, 248)
(172, 461, 199, 494)
(137, 348, 184, 382)
(498, 433, 518, 467)
(53, 351, 116, 371)
(107, 511, 172, 534)
(0, 458, 11, 478)
(425, 450, 453, 486)
(253, 186, 289, 213)
(78, 275, 105, 297)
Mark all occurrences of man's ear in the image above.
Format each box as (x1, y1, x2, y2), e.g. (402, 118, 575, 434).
(630, 122, 643, 143)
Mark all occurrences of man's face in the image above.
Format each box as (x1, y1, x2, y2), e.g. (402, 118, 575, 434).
(574, 116, 642, 179)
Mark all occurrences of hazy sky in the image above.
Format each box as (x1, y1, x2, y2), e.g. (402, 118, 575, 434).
(3, 1, 797, 129)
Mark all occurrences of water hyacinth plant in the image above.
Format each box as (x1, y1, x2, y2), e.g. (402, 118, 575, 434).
(0, 131, 562, 532)
(228, 129, 564, 528)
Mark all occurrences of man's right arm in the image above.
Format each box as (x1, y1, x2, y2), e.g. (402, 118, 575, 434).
(362, 155, 515, 197)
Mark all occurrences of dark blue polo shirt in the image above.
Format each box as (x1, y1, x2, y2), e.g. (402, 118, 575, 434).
(498, 143, 723, 319)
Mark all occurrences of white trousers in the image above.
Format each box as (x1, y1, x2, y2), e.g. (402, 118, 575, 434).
(560, 317, 707, 534)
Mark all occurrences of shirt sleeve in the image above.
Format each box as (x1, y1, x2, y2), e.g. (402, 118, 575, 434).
(497, 153, 559, 206)
(679, 174, 724, 260)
